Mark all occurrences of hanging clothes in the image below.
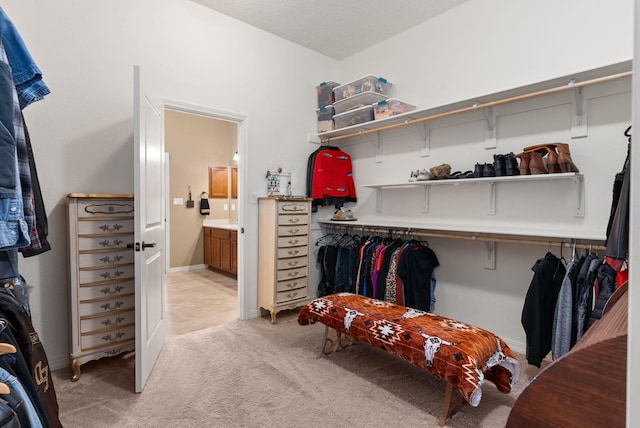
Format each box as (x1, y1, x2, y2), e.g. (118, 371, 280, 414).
(521, 252, 566, 367)
(306, 146, 357, 210)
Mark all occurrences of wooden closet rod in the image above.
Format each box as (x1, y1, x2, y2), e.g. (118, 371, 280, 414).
(323, 71, 632, 143)
(321, 222, 607, 251)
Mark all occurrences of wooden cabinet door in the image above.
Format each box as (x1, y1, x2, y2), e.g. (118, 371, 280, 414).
(230, 232, 238, 274)
(203, 228, 212, 266)
(209, 166, 229, 198)
(220, 238, 231, 272)
(231, 167, 238, 199)
(211, 235, 222, 268)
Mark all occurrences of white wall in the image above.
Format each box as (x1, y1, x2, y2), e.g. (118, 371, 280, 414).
(2, 0, 634, 371)
(311, 0, 634, 352)
(3, 0, 337, 369)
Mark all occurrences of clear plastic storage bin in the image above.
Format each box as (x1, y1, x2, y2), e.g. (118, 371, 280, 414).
(316, 105, 335, 133)
(333, 105, 374, 129)
(333, 91, 388, 115)
(316, 81, 340, 108)
(333, 75, 392, 102)
(373, 98, 416, 119)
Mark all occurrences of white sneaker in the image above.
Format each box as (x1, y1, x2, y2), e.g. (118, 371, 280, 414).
(417, 169, 430, 181)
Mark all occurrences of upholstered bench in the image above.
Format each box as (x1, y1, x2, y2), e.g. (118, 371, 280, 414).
(297, 292, 520, 426)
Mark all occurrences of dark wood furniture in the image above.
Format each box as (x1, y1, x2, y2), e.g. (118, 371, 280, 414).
(203, 227, 237, 275)
(507, 281, 628, 427)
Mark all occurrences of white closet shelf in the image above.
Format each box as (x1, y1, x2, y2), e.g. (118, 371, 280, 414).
(362, 172, 584, 217)
(361, 172, 582, 189)
(318, 62, 631, 144)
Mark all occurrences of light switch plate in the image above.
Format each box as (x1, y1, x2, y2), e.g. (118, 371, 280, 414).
(173, 198, 183, 205)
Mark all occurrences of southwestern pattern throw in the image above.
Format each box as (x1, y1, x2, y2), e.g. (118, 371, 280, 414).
(298, 293, 520, 406)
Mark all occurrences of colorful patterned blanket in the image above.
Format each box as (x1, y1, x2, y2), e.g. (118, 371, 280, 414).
(297, 292, 520, 407)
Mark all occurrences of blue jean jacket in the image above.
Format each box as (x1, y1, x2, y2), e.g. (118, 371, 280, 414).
(0, 8, 50, 109)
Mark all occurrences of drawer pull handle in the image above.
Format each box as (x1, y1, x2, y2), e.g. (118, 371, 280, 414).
(288, 228, 300, 234)
(101, 316, 125, 327)
(287, 261, 299, 267)
(100, 301, 124, 311)
(282, 204, 305, 212)
(101, 332, 125, 342)
(287, 239, 299, 245)
(100, 270, 124, 280)
(286, 292, 298, 299)
(287, 250, 299, 256)
(99, 255, 124, 264)
(100, 285, 124, 295)
(98, 239, 124, 248)
(105, 347, 124, 356)
(287, 282, 298, 288)
(288, 218, 300, 224)
(99, 223, 124, 232)
(287, 271, 299, 277)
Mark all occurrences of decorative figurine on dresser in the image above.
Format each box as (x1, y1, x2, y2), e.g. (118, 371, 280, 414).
(66, 194, 136, 381)
(258, 197, 312, 323)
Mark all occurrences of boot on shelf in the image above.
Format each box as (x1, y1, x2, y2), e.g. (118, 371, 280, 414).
(522, 143, 561, 173)
(528, 151, 548, 174)
(514, 152, 531, 175)
(505, 152, 520, 176)
(553, 142, 580, 173)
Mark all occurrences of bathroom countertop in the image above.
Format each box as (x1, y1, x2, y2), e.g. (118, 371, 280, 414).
(203, 219, 238, 231)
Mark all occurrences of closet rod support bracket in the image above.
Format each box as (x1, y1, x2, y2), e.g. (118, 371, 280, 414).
(572, 174, 585, 217)
(570, 80, 588, 138)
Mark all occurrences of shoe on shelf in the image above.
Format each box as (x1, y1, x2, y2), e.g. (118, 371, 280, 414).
(493, 154, 507, 176)
(522, 143, 561, 173)
(429, 163, 451, 179)
(409, 170, 418, 182)
(505, 152, 520, 176)
(416, 169, 430, 181)
(514, 152, 530, 175)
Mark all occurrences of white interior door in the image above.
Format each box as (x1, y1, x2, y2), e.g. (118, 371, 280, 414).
(133, 65, 166, 392)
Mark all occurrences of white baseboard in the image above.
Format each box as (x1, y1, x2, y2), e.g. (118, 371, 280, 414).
(167, 264, 208, 273)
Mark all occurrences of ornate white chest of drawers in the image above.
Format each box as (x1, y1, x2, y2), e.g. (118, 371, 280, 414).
(258, 197, 311, 323)
(67, 194, 136, 381)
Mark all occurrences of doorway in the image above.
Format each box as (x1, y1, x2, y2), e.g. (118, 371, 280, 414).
(162, 101, 248, 330)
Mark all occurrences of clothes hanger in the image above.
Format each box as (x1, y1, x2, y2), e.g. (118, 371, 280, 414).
(0, 343, 15, 395)
(0, 343, 15, 355)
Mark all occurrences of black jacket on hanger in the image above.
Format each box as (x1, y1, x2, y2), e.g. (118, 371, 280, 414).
(521, 252, 566, 367)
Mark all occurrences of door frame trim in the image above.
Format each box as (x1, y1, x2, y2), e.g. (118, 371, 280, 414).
(161, 98, 249, 320)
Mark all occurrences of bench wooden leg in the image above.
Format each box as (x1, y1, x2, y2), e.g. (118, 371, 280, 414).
(319, 326, 341, 357)
(439, 383, 464, 426)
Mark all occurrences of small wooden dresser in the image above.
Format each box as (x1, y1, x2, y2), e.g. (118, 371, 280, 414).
(258, 197, 311, 323)
(67, 194, 136, 381)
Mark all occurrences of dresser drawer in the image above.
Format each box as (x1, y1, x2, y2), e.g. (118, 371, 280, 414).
(79, 264, 135, 285)
(81, 324, 135, 351)
(78, 234, 134, 251)
(79, 280, 135, 300)
(277, 256, 307, 270)
(277, 236, 308, 248)
(276, 277, 308, 293)
(77, 199, 134, 218)
(79, 249, 134, 268)
(277, 225, 308, 237)
(79, 294, 135, 316)
(78, 218, 134, 235)
(80, 310, 135, 332)
(276, 267, 307, 281)
(275, 288, 307, 304)
(277, 214, 308, 226)
(277, 246, 308, 259)
(278, 202, 309, 214)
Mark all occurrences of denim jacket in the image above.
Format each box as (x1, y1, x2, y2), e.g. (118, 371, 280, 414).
(0, 8, 50, 109)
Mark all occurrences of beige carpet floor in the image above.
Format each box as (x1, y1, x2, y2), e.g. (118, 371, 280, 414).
(52, 270, 544, 427)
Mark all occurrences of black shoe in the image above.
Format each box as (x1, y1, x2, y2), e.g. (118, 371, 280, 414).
(493, 154, 506, 176)
(483, 163, 496, 177)
(505, 152, 520, 176)
(474, 163, 483, 178)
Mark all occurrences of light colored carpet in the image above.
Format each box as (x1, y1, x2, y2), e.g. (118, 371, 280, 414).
(53, 310, 543, 427)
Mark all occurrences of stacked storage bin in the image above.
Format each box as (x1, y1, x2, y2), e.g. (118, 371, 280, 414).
(315, 75, 417, 132)
(332, 75, 392, 129)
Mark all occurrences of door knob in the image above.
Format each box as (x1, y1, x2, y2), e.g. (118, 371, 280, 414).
(141, 242, 156, 250)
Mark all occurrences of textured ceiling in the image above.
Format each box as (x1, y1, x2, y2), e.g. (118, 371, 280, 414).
(191, 0, 470, 60)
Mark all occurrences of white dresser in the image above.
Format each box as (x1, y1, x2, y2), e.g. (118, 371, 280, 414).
(67, 194, 136, 381)
(258, 197, 311, 323)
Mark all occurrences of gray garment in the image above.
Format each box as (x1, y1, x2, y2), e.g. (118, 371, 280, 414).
(575, 257, 602, 341)
(551, 260, 577, 360)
